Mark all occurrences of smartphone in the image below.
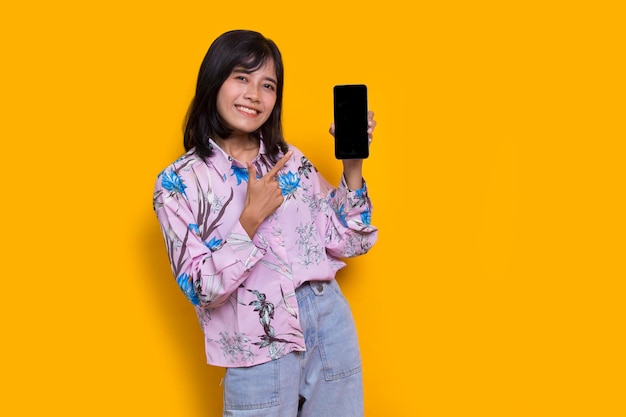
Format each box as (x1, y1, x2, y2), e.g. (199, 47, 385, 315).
(333, 84, 369, 159)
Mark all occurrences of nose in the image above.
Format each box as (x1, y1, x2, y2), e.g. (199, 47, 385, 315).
(244, 85, 260, 102)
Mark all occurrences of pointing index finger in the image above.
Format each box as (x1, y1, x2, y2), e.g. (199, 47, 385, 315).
(265, 150, 292, 179)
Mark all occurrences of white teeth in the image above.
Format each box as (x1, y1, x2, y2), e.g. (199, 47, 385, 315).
(237, 106, 258, 115)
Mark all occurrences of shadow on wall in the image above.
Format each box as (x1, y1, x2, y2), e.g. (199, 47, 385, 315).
(141, 216, 225, 416)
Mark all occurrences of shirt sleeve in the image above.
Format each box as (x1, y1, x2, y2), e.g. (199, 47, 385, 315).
(153, 169, 265, 308)
(323, 174, 378, 258)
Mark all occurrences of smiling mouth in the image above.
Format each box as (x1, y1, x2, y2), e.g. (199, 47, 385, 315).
(236, 105, 259, 115)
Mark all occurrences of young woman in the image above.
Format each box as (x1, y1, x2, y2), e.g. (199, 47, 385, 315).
(153, 29, 378, 417)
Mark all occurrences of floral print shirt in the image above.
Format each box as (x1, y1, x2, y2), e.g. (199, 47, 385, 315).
(153, 139, 378, 367)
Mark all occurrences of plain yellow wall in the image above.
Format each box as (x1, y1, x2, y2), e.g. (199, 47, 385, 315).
(1, 0, 624, 416)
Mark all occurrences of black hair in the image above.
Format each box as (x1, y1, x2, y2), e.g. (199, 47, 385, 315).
(183, 29, 287, 161)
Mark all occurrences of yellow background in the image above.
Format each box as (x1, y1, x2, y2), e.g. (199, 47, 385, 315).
(1, 1, 624, 416)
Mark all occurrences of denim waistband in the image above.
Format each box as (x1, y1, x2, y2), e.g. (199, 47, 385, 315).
(296, 280, 331, 300)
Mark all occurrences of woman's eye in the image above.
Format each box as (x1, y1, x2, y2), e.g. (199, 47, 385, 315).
(263, 84, 275, 90)
(236, 76, 247, 81)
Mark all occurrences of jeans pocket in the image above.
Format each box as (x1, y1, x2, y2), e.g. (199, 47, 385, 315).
(223, 359, 280, 410)
(316, 282, 362, 381)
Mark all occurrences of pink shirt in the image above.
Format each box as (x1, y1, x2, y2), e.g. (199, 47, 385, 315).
(153, 140, 378, 367)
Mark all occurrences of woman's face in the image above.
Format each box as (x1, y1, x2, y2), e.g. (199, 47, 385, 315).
(216, 59, 277, 138)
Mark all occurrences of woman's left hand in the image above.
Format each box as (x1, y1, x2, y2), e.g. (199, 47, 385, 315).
(329, 110, 376, 190)
(329, 110, 377, 148)
(366, 110, 376, 146)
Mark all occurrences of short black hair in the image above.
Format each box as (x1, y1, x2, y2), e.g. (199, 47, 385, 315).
(183, 30, 287, 161)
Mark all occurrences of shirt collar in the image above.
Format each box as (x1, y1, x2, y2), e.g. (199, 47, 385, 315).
(207, 138, 268, 182)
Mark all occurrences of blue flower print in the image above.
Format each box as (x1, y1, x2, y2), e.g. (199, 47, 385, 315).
(162, 169, 187, 197)
(335, 203, 348, 227)
(277, 171, 300, 199)
(231, 166, 249, 185)
(204, 236, 224, 252)
(189, 224, 201, 235)
(176, 273, 199, 305)
(360, 209, 371, 226)
(355, 187, 365, 200)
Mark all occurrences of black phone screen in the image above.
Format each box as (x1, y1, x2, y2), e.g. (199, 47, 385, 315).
(333, 84, 369, 159)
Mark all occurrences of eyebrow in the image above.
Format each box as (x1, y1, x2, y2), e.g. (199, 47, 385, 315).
(232, 67, 277, 85)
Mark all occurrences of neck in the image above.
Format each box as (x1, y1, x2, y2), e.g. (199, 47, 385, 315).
(213, 134, 260, 163)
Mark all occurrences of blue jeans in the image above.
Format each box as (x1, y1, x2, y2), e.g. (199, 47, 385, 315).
(223, 279, 364, 417)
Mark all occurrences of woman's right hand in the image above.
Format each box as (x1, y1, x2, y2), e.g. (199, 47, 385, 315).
(240, 151, 292, 238)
